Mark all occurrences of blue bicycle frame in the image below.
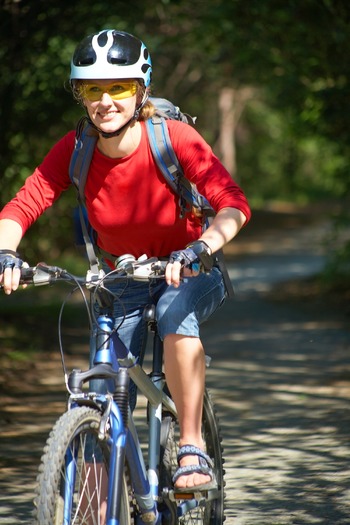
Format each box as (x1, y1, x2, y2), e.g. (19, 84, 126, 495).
(64, 311, 177, 525)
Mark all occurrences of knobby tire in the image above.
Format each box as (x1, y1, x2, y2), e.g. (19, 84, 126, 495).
(34, 406, 134, 525)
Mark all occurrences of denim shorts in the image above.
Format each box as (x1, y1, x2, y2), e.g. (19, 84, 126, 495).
(90, 263, 226, 403)
(95, 263, 226, 358)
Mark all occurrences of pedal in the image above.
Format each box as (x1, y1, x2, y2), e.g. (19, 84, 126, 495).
(162, 486, 220, 502)
(162, 487, 206, 502)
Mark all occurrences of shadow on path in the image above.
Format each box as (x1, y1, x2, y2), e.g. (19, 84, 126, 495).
(0, 207, 349, 524)
(202, 208, 350, 524)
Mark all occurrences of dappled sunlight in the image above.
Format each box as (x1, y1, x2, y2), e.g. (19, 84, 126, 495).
(227, 253, 326, 294)
(206, 364, 350, 524)
(204, 368, 350, 523)
(223, 319, 344, 342)
(200, 270, 350, 524)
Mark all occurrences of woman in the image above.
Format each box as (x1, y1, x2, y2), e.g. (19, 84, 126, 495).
(0, 29, 251, 491)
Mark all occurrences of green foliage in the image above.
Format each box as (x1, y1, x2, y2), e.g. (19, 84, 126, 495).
(237, 96, 349, 205)
(1, 0, 350, 276)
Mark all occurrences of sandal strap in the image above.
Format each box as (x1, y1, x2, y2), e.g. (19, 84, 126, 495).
(177, 445, 214, 469)
(173, 463, 212, 484)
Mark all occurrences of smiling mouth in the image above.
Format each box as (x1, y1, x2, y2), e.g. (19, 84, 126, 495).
(99, 111, 119, 118)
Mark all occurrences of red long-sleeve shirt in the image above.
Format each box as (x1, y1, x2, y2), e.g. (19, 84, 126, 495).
(0, 120, 251, 258)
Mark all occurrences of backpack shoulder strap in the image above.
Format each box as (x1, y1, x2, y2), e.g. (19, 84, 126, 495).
(69, 118, 100, 274)
(145, 114, 182, 194)
(145, 116, 215, 219)
(69, 118, 99, 203)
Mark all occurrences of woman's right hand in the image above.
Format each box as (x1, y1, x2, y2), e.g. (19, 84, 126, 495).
(0, 251, 24, 294)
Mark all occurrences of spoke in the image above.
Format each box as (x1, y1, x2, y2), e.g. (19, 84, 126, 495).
(74, 465, 92, 523)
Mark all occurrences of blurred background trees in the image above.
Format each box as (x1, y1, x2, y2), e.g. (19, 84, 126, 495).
(1, 0, 349, 278)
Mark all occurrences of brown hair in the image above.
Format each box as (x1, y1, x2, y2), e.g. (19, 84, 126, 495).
(136, 82, 156, 120)
(138, 99, 156, 121)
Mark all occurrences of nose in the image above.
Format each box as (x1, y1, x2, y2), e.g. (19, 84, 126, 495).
(99, 92, 114, 104)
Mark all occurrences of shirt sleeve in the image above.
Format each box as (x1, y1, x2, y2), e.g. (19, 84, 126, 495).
(0, 131, 76, 233)
(167, 120, 251, 223)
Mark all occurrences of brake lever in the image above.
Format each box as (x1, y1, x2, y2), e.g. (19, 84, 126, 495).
(125, 257, 160, 281)
(31, 263, 63, 286)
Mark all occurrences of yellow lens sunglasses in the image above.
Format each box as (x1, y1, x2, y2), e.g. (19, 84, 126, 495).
(79, 81, 138, 102)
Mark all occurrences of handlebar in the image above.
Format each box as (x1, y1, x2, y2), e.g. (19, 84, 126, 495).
(8, 258, 168, 289)
(0, 257, 169, 384)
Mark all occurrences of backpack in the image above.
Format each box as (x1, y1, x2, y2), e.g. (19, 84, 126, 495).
(69, 97, 234, 297)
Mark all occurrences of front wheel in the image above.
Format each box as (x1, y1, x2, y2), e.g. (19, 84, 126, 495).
(160, 388, 226, 524)
(34, 406, 134, 524)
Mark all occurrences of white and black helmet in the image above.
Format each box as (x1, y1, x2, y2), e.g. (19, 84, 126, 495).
(70, 29, 152, 87)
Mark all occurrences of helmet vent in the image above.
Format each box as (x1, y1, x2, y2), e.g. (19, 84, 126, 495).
(110, 58, 128, 65)
(79, 58, 94, 66)
(97, 32, 108, 47)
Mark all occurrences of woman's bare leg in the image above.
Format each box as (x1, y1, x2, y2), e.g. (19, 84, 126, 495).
(163, 333, 211, 489)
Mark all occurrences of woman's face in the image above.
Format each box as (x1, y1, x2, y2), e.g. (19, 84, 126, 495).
(80, 79, 138, 134)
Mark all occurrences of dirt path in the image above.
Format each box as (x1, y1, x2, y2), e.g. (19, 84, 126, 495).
(0, 207, 349, 524)
(204, 208, 350, 524)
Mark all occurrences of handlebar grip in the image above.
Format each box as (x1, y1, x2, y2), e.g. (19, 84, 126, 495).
(19, 264, 56, 286)
(20, 267, 36, 284)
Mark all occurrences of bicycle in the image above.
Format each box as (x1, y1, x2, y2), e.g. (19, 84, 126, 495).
(14, 257, 226, 524)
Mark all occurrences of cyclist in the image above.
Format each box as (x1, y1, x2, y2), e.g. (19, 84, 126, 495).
(0, 29, 251, 491)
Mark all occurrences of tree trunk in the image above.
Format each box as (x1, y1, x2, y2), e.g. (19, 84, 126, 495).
(218, 87, 236, 177)
(218, 86, 255, 180)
